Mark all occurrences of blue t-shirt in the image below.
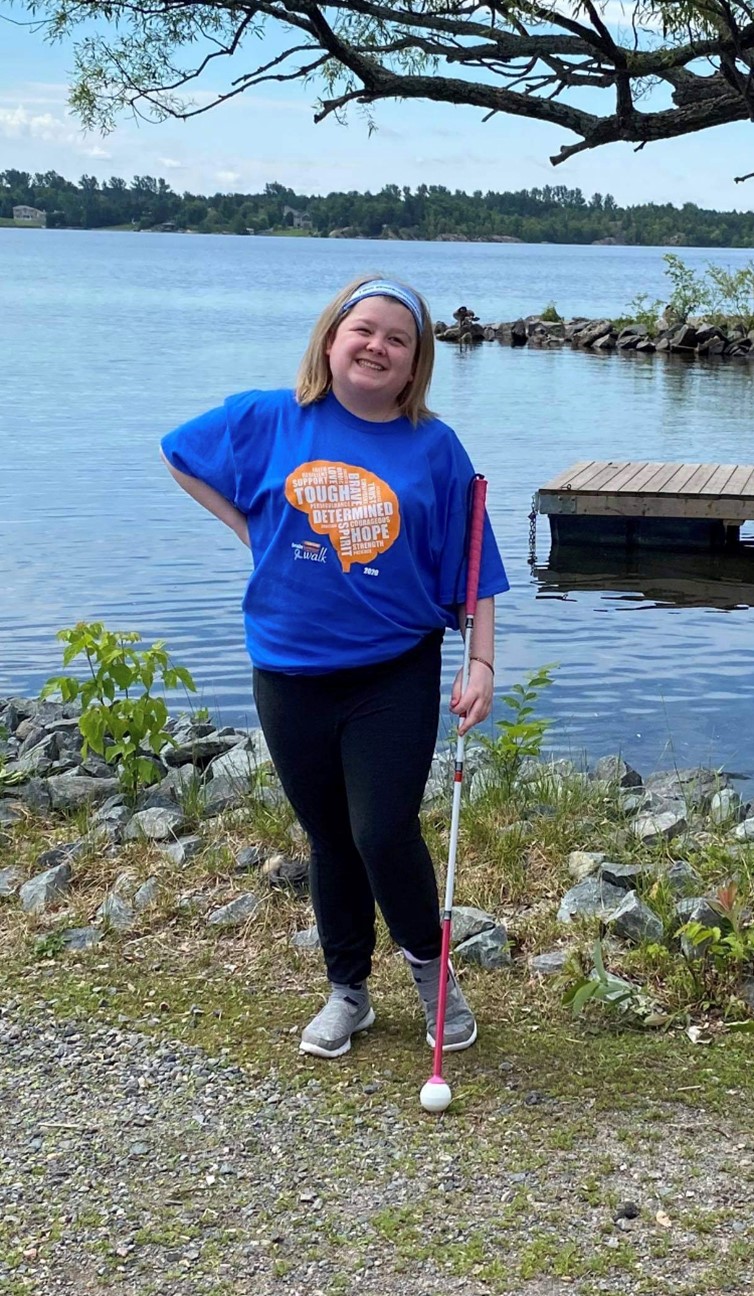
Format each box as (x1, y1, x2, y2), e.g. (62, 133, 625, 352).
(161, 389, 509, 672)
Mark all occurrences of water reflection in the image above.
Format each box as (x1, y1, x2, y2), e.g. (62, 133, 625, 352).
(534, 543, 754, 611)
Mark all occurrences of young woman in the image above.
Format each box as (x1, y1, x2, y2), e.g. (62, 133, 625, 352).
(161, 275, 509, 1059)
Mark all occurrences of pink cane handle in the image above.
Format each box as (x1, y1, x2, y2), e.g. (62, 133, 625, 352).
(465, 476, 487, 618)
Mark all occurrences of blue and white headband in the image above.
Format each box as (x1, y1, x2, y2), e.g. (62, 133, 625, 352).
(339, 279, 424, 334)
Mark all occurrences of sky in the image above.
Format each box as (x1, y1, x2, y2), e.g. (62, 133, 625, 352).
(2, 3, 754, 208)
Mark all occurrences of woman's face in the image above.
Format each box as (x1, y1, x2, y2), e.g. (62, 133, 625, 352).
(326, 296, 417, 420)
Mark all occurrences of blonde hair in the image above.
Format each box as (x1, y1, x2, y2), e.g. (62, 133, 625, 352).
(296, 274, 436, 426)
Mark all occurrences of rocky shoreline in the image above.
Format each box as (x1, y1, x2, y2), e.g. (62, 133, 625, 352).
(435, 306, 754, 360)
(2, 693, 753, 1010)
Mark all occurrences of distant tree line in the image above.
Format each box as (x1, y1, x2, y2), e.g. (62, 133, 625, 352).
(4, 169, 754, 247)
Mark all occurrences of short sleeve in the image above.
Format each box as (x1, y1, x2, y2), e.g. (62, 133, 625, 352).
(436, 442, 509, 609)
(161, 403, 238, 504)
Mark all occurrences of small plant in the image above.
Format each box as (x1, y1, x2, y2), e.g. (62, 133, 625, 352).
(42, 621, 196, 801)
(34, 931, 67, 961)
(540, 301, 562, 322)
(662, 252, 710, 324)
(480, 663, 557, 791)
(626, 291, 663, 334)
(704, 261, 754, 331)
(562, 940, 638, 1016)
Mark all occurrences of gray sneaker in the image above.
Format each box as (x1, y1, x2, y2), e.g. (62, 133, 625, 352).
(300, 985, 375, 1059)
(410, 958, 478, 1052)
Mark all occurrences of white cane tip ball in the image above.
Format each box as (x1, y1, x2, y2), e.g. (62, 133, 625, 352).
(420, 1080, 452, 1113)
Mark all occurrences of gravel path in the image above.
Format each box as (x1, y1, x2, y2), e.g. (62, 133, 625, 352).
(2, 998, 754, 1296)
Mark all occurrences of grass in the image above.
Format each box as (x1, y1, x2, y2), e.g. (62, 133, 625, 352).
(3, 752, 754, 1293)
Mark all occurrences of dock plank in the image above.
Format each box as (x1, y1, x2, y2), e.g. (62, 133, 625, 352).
(551, 461, 609, 492)
(639, 462, 688, 493)
(654, 463, 704, 495)
(541, 461, 595, 491)
(720, 465, 754, 497)
(536, 459, 754, 531)
(583, 461, 646, 493)
(702, 464, 739, 496)
(680, 463, 722, 495)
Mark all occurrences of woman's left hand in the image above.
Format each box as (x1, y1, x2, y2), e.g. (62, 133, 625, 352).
(450, 658, 494, 736)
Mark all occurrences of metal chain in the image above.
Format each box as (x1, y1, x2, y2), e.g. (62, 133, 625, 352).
(527, 492, 538, 567)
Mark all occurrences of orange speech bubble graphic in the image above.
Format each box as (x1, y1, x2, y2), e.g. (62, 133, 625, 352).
(285, 460, 401, 573)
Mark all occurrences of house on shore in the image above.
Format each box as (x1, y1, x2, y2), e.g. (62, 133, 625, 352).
(282, 205, 313, 230)
(13, 205, 46, 227)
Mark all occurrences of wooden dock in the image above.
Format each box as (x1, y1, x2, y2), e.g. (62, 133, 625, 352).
(536, 461, 754, 549)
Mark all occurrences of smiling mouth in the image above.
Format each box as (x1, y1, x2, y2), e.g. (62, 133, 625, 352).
(356, 359, 385, 371)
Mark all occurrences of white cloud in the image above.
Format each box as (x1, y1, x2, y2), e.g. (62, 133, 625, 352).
(0, 105, 74, 143)
(216, 169, 242, 184)
(83, 144, 112, 159)
(0, 82, 69, 108)
(157, 157, 186, 170)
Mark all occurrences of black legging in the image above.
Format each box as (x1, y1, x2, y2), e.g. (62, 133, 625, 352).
(253, 631, 444, 984)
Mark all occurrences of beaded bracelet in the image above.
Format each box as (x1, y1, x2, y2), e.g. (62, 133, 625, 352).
(470, 655, 495, 675)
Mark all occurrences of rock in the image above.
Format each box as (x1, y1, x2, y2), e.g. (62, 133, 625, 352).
(261, 854, 309, 892)
(675, 897, 721, 959)
(125, 807, 186, 842)
(557, 876, 626, 924)
(511, 318, 528, 346)
(469, 767, 501, 801)
(606, 892, 664, 944)
(710, 788, 744, 825)
(567, 850, 604, 881)
(450, 905, 497, 944)
(528, 949, 568, 976)
(61, 926, 102, 952)
(675, 897, 720, 929)
(46, 774, 119, 812)
(202, 775, 250, 817)
(619, 789, 651, 814)
(112, 869, 139, 898)
(163, 733, 239, 768)
(0, 802, 23, 825)
(207, 744, 259, 783)
(19, 863, 72, 914)
(291, 925, 321, 950)
(33, 842, 83, 872)
(670, 323, 698, 350)
(599, 861, 652, 889)
(235, 844, 265, 873)
(160, 835, 203, 867)
(91, 794, 127, 821)
(455, 925, 511, 969)
(95, 894, 135, 931)
(157, 765, 203, 800)
(15, 777, 52, 812)
(632, 808, 687, 844)
(614, 1201, 640, 1221)
(518, 757, 577, 785)
(592, 755, 642, 787)
(644, 768, 726, 813)
(256, 781, 289, 810)
(206, 893, 260, 927)
(733, 818, 754, 842)
(583, 320, 615, 347)
(664, 859, 703, 897)
(9, 733, 59, 777)
(133, 877, 159, 910)
(0, 866, 24, 898)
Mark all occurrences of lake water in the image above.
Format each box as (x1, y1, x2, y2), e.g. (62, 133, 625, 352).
(3, 229, 754, 781)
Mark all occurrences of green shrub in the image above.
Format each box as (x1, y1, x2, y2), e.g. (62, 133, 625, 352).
(42, 621, 196, 801)
(479, 663, 557, 792)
